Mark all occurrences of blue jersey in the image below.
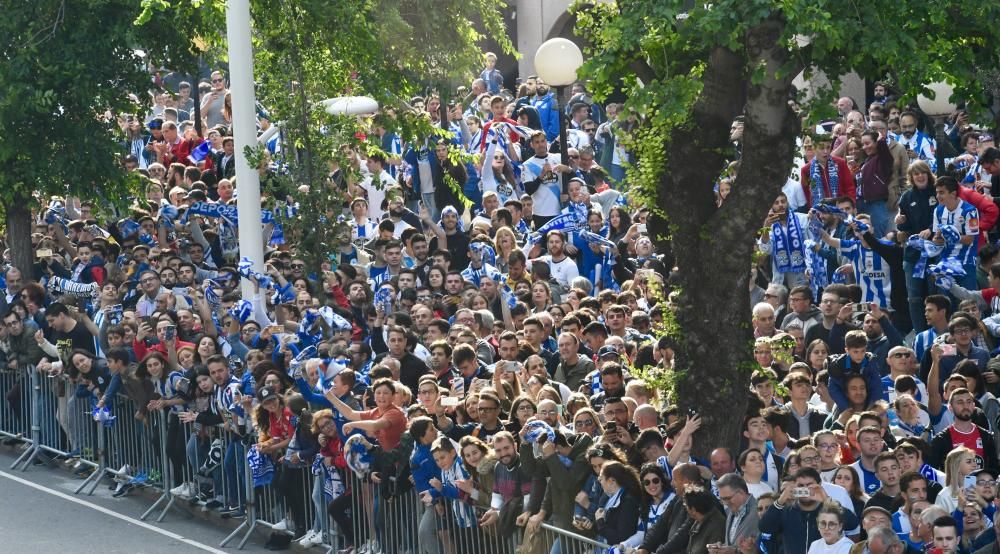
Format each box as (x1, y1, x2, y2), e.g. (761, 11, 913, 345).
(850, 460, 881, 495)
(839, 239, 891, 307)
(932, 200, 980, 265)
(913, 327, 939, 361)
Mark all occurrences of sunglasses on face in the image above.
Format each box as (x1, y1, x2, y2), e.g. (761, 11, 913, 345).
(643, 477, 661, 486)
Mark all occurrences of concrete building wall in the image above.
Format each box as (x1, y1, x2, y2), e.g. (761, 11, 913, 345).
(515, 0, 581, 77)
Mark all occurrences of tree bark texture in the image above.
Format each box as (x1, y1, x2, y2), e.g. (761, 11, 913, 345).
(652, 16, 802, 458)
(6, 193, 34, 279)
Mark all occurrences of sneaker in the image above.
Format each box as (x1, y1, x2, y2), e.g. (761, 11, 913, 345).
(110, 464, 133, 479)
(73, 463, 92, 476)
(170, 482, 196, 498)
(112, 483, 134, 498)
(220, 505, 245, 519)
(298, 530, 323, 548)
(271, 518, 289, 532)
(203, 498, 224, 510)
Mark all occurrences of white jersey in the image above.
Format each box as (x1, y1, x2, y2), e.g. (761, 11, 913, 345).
(893, 131, 937, 173)
(839, 239, 891, 307)
(362, 169, 395, 220)
(522, 154, 563, 217)
(544, 255, 579, 288)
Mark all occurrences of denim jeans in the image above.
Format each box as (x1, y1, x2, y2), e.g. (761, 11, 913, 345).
(903, 259, 930, 333)
(223, 437, 247, 507)
(610, 164, 626, 185)
(858, 199, 891, 238)
(463, 180, 483, 215)
(421, 192, 439, 222)
(310, 474, 326, 534)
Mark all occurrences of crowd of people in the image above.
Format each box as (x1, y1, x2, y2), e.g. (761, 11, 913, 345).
(3, 53, 1000, 554)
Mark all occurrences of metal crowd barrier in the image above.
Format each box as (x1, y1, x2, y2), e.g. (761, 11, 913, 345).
(0, 370, 617, 553)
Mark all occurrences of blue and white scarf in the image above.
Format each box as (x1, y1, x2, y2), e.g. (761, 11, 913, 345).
(311, 455, 346, 501)
(91, 404, 116, 428)
(524, 211, 584, 252)
(804, 214, 828, 302)
(906, 235, 947, 278)
(771, 212, 807, 273)
(247, 444, 275, 487)
(229, 299, 253, 324)
(182, 202, 287, 245)
(809, 157, 839, 207)
(927, 257, 966, 290)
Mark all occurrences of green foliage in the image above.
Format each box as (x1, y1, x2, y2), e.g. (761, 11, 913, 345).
(574, 0, 1000, 220)
(135, 0, 512, 272)
(572, 1, 1000, 450)
(0, 0, 156, 216)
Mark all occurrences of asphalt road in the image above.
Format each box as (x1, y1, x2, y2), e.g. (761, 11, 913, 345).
(0, 446, 274, 553)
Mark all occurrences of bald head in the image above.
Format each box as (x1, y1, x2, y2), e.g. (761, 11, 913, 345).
(633, 404, 658, 430)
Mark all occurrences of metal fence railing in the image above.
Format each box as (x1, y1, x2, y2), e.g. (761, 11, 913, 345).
(0, 365, 615, 552)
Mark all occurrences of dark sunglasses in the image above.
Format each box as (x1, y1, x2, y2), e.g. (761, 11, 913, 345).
(643, 477, 661, 486)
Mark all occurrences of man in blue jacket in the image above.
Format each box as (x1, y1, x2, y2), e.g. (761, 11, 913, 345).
(759, 468, 860, 554)
(533, 82, 560, 143)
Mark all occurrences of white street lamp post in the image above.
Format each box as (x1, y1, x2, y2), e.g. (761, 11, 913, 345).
(534, 38, 584, 182)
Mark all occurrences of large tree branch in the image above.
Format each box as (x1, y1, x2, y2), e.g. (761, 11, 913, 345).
(629, 58, 658, 84)
(657, 45, 745, 255)
(716, 14, 799, 248)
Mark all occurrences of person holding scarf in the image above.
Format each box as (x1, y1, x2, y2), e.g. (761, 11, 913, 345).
(759, 193, 810, 287)
(595, 461, 642, 547)
(800, 134, 855, 208)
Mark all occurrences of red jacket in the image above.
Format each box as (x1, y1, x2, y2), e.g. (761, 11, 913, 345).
(161, 137, 205, 167)
(800, 155, 856, 207)
(958, 187, 998, 247)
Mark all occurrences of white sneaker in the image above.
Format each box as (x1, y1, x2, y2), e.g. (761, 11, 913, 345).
(170, 482, 195, 498)
(271, 518, 289, 532)
(298, 530, 322, 547)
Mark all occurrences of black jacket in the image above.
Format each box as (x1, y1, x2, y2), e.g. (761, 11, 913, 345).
(596, 490, 641, 545)
(640, 494, 691, 553)
(212, 151, 236, 179)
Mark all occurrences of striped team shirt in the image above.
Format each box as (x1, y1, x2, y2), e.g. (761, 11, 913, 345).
(839, 239, 891, 308)
(441, 457, 478, 529)
(933, 200, 980, 265)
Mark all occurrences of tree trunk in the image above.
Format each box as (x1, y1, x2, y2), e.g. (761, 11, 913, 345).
(653, 17, 801, 459)
(6, 193, 34, 279)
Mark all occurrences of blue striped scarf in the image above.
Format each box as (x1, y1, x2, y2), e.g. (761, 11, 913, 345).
(771, 212, 807, 273)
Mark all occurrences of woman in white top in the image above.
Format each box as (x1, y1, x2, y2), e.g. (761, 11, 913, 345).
(807, 501, 853, 553)
(738, 448, 774, 498)
(935, 446, 978, 513)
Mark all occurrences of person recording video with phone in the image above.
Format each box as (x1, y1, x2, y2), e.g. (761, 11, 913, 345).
(760, 468, 860, 554)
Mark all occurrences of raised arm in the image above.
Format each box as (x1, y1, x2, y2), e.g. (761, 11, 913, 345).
(927, 345, 943, 417)
(323, 388, 363, 421)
